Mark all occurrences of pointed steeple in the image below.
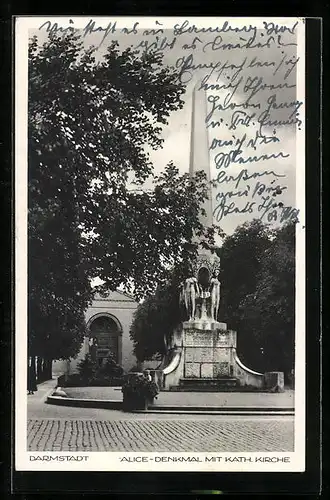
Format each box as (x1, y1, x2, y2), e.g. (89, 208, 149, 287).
(189, 83, 213, 228)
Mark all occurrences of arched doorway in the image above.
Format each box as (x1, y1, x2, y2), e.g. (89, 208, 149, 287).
(88, 314, 122, 367)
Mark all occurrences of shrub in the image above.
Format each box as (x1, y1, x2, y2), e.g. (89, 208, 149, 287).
(60, 373, 84, 387)
(88, 375, 123, 387)
(122, 373, 159, 404)
(100, 353, 124, 378)
(59, 354, 124, 387)
(77, 354, 97, 382)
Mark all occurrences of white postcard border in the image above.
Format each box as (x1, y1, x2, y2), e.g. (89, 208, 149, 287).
(15, 16, 306, 473)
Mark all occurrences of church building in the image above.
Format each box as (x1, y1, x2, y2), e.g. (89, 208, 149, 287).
(53, 290, 139, 377)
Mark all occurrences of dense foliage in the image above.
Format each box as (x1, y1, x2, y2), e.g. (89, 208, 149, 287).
(28, 33, 217, 362)
(58, 353, 124, 387)
(218, 219, 272, 331)
(239, 222, 295, 376)
(129, 263, 189, 362)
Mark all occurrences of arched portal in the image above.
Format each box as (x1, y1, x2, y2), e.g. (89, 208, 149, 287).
(88, 314, 122, 367)
(197, 266, 210, 291)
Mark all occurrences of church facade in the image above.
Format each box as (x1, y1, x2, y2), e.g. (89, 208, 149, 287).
(53, 290, 139, 377)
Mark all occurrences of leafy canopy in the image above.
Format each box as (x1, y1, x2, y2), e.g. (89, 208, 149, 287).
(28, 33, 217, 360)
(130, 262, 190, 362)
(240, 222, 295, 375)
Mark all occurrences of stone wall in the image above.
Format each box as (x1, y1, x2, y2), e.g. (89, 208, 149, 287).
(232, 351, 264, 388)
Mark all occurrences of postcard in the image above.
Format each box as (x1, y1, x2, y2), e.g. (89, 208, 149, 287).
(15, 16, 306, 473)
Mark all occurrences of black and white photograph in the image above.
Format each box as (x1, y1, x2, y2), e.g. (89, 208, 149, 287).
(15, 16, 305, 472)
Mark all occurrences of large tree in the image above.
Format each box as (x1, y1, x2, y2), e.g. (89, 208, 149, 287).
(218, 219, 272, 329)
(240, 222, 296, 377)
(129, 262, 190, 362)
(28, 33, 216, 363)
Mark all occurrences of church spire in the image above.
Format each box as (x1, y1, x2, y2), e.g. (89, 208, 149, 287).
(189, 83, 213, 228)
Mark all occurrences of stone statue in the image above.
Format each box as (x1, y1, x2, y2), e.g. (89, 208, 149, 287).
(210, 274, 221, 321)
(182, 277, 199, 321)
(179, 282, 185, 306)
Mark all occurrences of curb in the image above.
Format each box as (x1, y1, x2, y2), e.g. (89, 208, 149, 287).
(46, 395, 122, 409)
(149, 405, 294, 412)
(29, 378, 60, 403)
(46, 395, 294, 415)
(44, 386, 58, 402)
(133, 410, 295, 416)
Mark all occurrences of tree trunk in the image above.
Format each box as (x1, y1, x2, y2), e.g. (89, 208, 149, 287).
(27, 356, 37, 392)
(43, 359, 53, 380)
(36, 357, 43, 382)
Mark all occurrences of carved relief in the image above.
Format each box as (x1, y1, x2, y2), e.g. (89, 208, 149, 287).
(213, 348, 230, 362)
(185, 363, 200, 378)
(214, 362, 230, 377)
(185, 347, 213, 363)
(184, 330, 213, 347)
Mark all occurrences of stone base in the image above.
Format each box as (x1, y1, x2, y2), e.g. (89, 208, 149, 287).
(162, 324, 266, 392)
(183, 320, 227, 331)
(182, 327, 236, 381)
(184, 361, 233, 379)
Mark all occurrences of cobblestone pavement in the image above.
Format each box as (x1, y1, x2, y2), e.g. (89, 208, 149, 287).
(27, 418, 294, 452)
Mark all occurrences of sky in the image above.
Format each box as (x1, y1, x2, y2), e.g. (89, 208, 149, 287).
(29, 17, 303, 236)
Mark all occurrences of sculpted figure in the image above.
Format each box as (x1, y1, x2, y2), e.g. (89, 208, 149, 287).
(183, 277, 199, 321)
(210, 273, 221, 321)
(179, 282, 185, 306)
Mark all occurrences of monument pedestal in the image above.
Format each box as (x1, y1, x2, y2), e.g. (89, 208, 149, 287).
(181, 321, 237, 384)
(163, 319, 266, 391)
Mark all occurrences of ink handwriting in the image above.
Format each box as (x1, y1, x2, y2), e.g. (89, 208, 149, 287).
(37, 16, 303, 225)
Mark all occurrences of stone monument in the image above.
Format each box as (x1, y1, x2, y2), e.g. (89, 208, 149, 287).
(161, 85, 266, 391)
(179, 84, 233, 386)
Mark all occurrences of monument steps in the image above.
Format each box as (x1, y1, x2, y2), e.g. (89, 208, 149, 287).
(169, 377, 239, 392)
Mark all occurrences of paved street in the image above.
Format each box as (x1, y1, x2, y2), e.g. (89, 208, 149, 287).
(27, 417, 294, 452)
(26, 379, 294, 452)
